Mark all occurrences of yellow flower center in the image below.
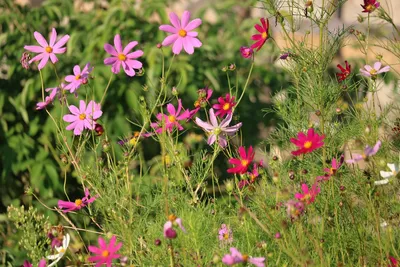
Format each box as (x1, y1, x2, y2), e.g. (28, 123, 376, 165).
(59, 248, 65, 253)
(75, 74, 81, 80)
(369, 68, 377, 75)
(45, 46, 53, 53)
(75, 199, 83, 206)
(178, 29, 187, 37)
(102, 250, 110, 257)
(329, 168, 337, 175)
(223, 233, 229, 240)
(168, 214, 177, 222)
(222, 103, 230, 111)
(118, 54, 126, 61)
(302, 194, 311, 202)
(262, 32, 268, 39)
(213, 127, 221, 135)
(242, 255, 249, 262)
(79, 113, 86, 120)
(168, 115, 176, 123)
(241, 159, 249, 167)
(129, 137, 137, 146)
(194, 100, 200, 108)
(365, 4, 374, 12)
(304, 141, 312, 149)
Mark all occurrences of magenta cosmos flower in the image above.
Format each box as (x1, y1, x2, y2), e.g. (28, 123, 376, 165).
(159, 11, 202, 54)
(64, 63, 93, 93)
(63, 100, 102, 135)
(58, 189, 96, 213)
(361, 0, 380, 13)
(346, 140, 381, 164)
(222, 247, 265, 267)
(317, 155, 344, 181)
(218, 224, 233, 244)
(360, 62, 390, 78)
(88, 235, 122, 267)
(24, 28, 69, 70)
(290, 128, 325, 156)
(213, 94, 236, 118)
(295, 183, 320, 205)
(251, 18, 270, 51)
(240, 46, 253, 59)
(227, 146, 255, 174)
(152, 99, 190, 133)
(104, 34, 143, 77)
(23, 259, 46, 267)
(164, 214, 186, 239)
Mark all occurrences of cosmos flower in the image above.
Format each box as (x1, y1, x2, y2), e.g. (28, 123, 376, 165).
(388, 256, 398, 267)
(290, 128, 325, 156)
(250, 18, 270, 51)
(345, 140, 381, 164)
(63, 100, 103, 135)
(58, 189, 96, 213)
(104, 34, 143, 77)
(195, 108, 242, 148)
(23, 259, 47, 267)
(336, 61, 351, 82)
(64, 63, 93, 93)
(159, 11, 202, 54)
(88, 235, 122, 267)
(375, 163, 399, 185)
(212, 94, 236, 118)
(24, 28, 69, 70)
(359, 62, 390, 78)
(164, 214, 186, 239)
(361, 0, 380, 13)
(222, 247, 265, 267)
(36, 86, 59, 110)
(317, 155, 344, 181)
(227, 146, 255, 174)
(240, 46, 253, 59)
(189, 87, 213, 118)
(218, 224, 233, 244)
(152, 99, 190, 133)
(47, 234, 70, 267)
(295, 183, 320, 205)
(285, 199, 305, 219)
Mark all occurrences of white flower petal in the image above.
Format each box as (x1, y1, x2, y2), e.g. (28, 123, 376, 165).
(387, 163, 396, 172)
(380, 171, 393, 178)
(374, 178, 389, 185)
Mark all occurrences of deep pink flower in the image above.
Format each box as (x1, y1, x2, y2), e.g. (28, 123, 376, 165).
(295, 183, 320, 205)
(64, 63, 93, 93)
(151, 99, 190, 133)
(389, 256, 398, 267)
(222, 247, 265, 267)
(159, 11, 202, 54)
(23, 259, 46, 267)
(361, 0, 380, 13)
(58, 189, 96, 213)
(317, 155, 344, 181)
(285, 199, 305, 219)
(63, 100, 102, 135)
(240, 46, 253, 59)
(88, 235, 122, 267)
(24, 28, 69, 70)
(227, 146, 255, 174)
(290, 128, 325, 156)
(218, 224, 233, 244)
(250, 18, 270, 51)
(213, 94, 236, 118)
(346, 140, 381, 164)
(164, 214, 186, 239)
(336, 61, 351, 82)
(104, 34, 143, 77)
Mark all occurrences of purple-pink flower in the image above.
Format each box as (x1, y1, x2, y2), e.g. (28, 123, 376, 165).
(63, 100, 102, 135)
(159, 11, 202, 54)
(164, 214, 186, 239)
(222, 247, 265, 267)
(36, 86, 59, 110)
(22, 259, 46, 267)
(58, 189, 96, 213)
(317, 155, 344, 181)
(104, 34, 143, 77)
(64, 63, 93, 93)
(240, 46, 253, 59)
(295, 183, 320, 205)
(88, 235, 122, 267)
(360, 62, 390, 78)
(346, 140, 381, 164)
(24, 28, 69, 70)
(151, 99, 190, 133)
(218, 224, 233, 244)
(285, 199, 305, 219)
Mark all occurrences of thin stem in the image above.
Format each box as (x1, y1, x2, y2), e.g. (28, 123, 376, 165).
(100, 73, 114, 104)
(236, 60, 254, 106)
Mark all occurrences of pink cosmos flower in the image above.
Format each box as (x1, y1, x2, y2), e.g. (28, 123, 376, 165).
(239, 162, 263, 189)
(222, 247, 265, 267)
(346, 140, 381, 164)
(36, 86, 59, 110)
(151, 99, 190, 133)
(213, 94, 236, 118)
(219, 224, 233, 244)
(189, 87, 213, 118)
(360, 62, 390, 78)
(389, 256, 398, 267)
(240, 46, 253, 59)
(290, 128, 325, 156)
(24, 28, 70, 70)
(88, 235, 122, 267)
(104, 34, 143, 77)
(295, 183, 320, 205)
(63, 100, 102, 135)
(250, 18, 270, 51)
(64, 63, 93, 93)
(317, 155, 344, 181)
(195, 108, 242, 148)
(23, 259, 46, 267)
(58, 189, 96, 213)
(361, 0, 380, 13)
(164, 214, 186, 239)
(159, 11, 202, 54)
(285, 199, 305, 219)
(227, 146, 255, 174)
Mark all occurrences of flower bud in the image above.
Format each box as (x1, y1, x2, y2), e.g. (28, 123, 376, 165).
(336, 108, 342, 114)
(154, 239, 161, 246)
(156, 43, 162, 49)
(225, 180, 234, 192)
(357, 15, 364, 23)
(229, 63, 236, 71)
(275, 232, 281, 239)
(60, 154, 68, 165)
(222, 66, 228, 72)
(94, 123, 104, 136)
(172, 87, 178, 96)
(165, 228, 177, 239)
(315, 110, 321, 116)
(102, 140, 110, 152)
(240, 46, 253, 59)
(137, 68, 145, 76)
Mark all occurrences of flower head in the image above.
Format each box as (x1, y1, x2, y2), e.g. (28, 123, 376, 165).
(222, 247, 265, 267)
(240, 46, 253, 59)
(250, 18, 270, 51)
(336, 61, 351, 82)
(317, 155, 344, 181)
(218, 224, 233, 244)
(189, 87, 213, 118)
(285, 199, 305, 219)
(64, 63, 93, 93)
(346, 140, 381, 164)
(295, 183, 320, 205)
(24, 28, 69, 70)
(213, 94, 236, 118)
(159, 11, 202, 54)
(376, 163, 399, 185)
(47, 233, 70, 267)
(88, 235, 122, 267)
(58, 189, 96, 213)
(163, 214, 186, 239)
(152, 99, 190, 133)
(63, 100, 102, 135)
(104, 34, 143, 77)
(195, 108, 242, 148)
(361, 0, 380, 13)
(23, 259, 47, 267)
(290, 128, 325, 156)
(389, 256, 398, 267)
(360, 62, 390, 78)
(227, 146, 255, 174)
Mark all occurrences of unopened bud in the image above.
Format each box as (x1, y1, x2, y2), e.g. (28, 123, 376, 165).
(172, 87, 178, 96)
(156, 43, 162, 49)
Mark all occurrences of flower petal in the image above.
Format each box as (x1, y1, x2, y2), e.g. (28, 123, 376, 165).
(34, 31, 48, 47)
(49, 28, 57, 47)
(123, 41, 138, 55)
(185, 18, 202, 31)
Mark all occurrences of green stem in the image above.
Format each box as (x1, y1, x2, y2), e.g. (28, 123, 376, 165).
(100, 73, 114, 104)
(236, 61, 254, 106)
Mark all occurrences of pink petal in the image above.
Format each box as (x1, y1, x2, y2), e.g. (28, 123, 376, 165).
(69, 105, 80, 115)
(104, 57, 118, 65)
(53, 47, 66, 54)
(126, 50, 144, 59)
(373, 61, 382, 71)
(181, 11, 190, 28)
(123, 41, 138, 54)
(159, 25, 177, 33)
(182, 37, 194, 54)
(73, 65, 81, 76)
(162, 34, 179, 47)
(364, 65, 372, 72)
(169, 12, 181, 29)
(172, 38, 183, 54)
(104, 43, 118, 56)
(114, 34, 123, 54)
(125, 59, 142, 69)
(24, 45, 44, 53)
(49, 53, 58, 64)
(195, 117, 213, 131)
(377, 66, 390, 74)
(112, 61, 122, 74)
(184, 18, 202, 31)
(53, 35, 70, 50)
(209, 108, 218, 127)
(38, 54, 50, 70)
(79, 100, 87, 113)
(122, 61, 136, 77)
(34, 31, 48, 47)
(65, 75, 76, 83)
(187, 31, 198, 37)
(28, 53, 45, 64)
(63, 114, 77, 122)
(189, 37, 202, 48)
(49, 28, 57, 47)
(98, 237, 107, 249)
(167, 103, 176, 115)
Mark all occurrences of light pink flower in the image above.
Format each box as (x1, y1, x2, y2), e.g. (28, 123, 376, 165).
(88, 235, 122, 267)
(295, 183, 320, 205)
(152, 99, 190, 133)
(346, 140, 381, 164)
(58, 189, 96, 213)
(63, 100, 102, 135)
(24, 28, 69, 70)
(36, 86, 59, 110)
(159, 11, 202, 54)
(104, 34, 143, 77)
(218, 224, 233, 244)
(164, 214, 186, 239)
(222, 247, 265, 267)
(360, 62, 390, 78)
(64, 63, 93, 93)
